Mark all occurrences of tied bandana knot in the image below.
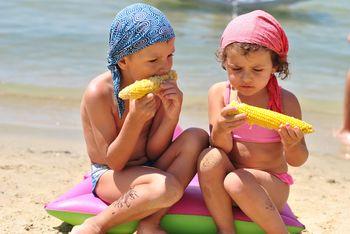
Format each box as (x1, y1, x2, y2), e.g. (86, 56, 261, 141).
(107, 3, 175, 118)
(220, 10, 289, 113)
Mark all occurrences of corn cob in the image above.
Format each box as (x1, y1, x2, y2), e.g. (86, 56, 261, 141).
(229, 101, 314, 134)
(118, 70, 178, 100)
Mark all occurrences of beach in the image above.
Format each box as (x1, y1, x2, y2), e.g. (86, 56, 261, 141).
(1, 120, 350, 234)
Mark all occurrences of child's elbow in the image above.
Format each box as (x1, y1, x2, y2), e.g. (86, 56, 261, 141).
(105, 155, 125, 172)
(288, 150, 309, 167)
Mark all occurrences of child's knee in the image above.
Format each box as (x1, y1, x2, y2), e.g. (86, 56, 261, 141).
(223, 169, 255, 196)
(198, 147, 227, 175)
(180, 128, 209, 150)
(149, 173, 183, 207)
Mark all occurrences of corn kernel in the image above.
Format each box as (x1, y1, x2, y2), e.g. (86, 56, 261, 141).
(230, 101, 314, 134)
(118, 70, 178, 100)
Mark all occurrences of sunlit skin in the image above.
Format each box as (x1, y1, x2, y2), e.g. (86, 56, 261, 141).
(73, 38, 209, 234)
(198, 46, 309, 234)
(335, 34, 350, 145)
(226, 48, 276, 98)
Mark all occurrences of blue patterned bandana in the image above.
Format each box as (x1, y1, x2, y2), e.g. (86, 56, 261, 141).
(107, 3, 175, 118)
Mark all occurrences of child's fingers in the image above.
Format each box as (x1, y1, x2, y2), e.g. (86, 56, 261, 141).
(293, 127, 304, 139)
(279, 124, 301, 141)
(226, 118, 246, 128)
(286, 126, 299, 139)
(161, 79, 177, 85)
(159, 88, 178, 97)
(221, 106, 238, 116)
(161, 93, 180, 102)
(278, 125, 291, 139)
(138, 93, 155, 103)
(225, 113, 246, 123)
(144, 97, 157, 110)
(281, 124, 294, 137)
(160, 80, 178, 89)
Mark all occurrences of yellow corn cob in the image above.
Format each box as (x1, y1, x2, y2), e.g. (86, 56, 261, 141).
(229, 101, 314, 134)
(118, 70, 178, 100)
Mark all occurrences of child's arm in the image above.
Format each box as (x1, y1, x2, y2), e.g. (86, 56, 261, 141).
(279, 90, 309, 167)
(146, 80, 182, 160)
(209, 83, 246, 154)
(83, 85, 156, 171)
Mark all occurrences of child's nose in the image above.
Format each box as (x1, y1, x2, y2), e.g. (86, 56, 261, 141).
(157, 60, 172, 75)
(241, 71, 253, 82)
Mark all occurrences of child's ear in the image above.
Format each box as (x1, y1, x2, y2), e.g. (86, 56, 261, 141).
(117, 58, 127, 70)
(272, 66, 278, 74)
(222, 61, 227, 71)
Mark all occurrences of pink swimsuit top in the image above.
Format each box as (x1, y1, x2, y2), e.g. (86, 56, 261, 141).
(224, 82, 281, 143)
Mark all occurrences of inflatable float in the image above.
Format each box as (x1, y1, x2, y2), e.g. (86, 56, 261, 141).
(45, 175, 304, 234)
(45, 126, 305, 233)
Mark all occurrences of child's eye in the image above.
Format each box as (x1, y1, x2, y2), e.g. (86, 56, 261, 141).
(149, 58, 158, 63)
(168, 53, 174, 58)
(253, 69, 263, 72)
(232, 67, 242, 71)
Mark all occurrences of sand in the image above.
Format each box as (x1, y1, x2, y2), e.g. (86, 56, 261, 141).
(1, 122, 350, 234)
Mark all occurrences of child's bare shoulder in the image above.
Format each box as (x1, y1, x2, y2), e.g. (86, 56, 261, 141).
(83, 71, 114, 107)
(281, 88, 301, 117)
(208, 81, 227, 95)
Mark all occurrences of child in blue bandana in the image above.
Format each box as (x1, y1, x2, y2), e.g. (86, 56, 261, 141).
(71, 3, 208, 234)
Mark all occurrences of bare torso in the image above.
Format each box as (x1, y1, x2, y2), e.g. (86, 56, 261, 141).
(220, 81, 288, 173)
(232, 141, 287, 173)
(80, 71, 160, 166)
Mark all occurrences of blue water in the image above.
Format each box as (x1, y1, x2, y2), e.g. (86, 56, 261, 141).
(0, 0, 349, 157)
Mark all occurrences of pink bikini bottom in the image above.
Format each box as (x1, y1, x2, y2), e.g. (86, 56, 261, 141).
(271, 172, 294, 185)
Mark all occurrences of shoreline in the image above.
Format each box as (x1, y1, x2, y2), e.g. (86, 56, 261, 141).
(1, 120, 350, 233)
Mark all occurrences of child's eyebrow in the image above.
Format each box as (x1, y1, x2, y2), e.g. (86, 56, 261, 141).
(227, 62, 240, 67)
(148, 50, 175, 57)
(227, 62, 267, 68)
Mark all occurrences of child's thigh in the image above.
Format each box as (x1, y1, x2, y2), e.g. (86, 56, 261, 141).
(96, 166, 170, 203)
(245, 168, 290, 210)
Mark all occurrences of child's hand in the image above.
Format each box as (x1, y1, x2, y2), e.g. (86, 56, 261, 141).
(157, 80, 183, 120)
(278, 124, 304, 150)
(216, 106, 247, 134)
(128, 93, 157, 123)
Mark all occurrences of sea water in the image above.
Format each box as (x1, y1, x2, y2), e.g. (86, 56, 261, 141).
(1, 0, 349, 157)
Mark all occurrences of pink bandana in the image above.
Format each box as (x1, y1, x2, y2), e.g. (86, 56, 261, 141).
(220, 10, 289, 113)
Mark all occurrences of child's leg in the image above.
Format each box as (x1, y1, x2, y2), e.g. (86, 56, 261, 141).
(337, 70, 350, 144)
(224, 168, 290, 234)
(197, 147, 236, 234)
(136, 128, 209, 233)
(75, 166, 184, 234)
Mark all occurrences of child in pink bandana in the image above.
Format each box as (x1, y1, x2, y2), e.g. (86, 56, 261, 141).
(198, 10, 309, 233)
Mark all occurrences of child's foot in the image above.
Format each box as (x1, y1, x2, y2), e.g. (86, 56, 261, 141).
(134, 220, 167, 234)
(69, 218, 102, 234)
